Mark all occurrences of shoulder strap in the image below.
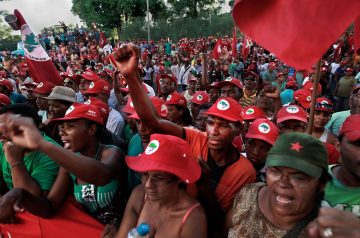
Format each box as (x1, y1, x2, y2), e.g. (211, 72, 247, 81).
(179, 203, 201, 235)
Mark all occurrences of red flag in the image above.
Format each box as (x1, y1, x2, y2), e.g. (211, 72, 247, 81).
(13, 9, 62, 85)
(241, 35, 251, 61)
(232, 0, 360, 69)
(355, 16, 360, 52)
(99, 31, 107, 48)
(212, 38, 223, 60)
(232, 28, 238, 57)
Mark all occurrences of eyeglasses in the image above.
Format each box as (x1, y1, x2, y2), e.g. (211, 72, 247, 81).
(266, 167, 313, 188)
(136, 173, 177, 185)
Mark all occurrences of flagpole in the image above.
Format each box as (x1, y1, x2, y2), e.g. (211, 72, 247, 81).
(146, 0, 151, 44)
(307, 59, 321, 135)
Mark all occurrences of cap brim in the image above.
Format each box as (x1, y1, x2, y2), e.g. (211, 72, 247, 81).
(43, 95, 76, 102)
(126, 155, 201, 184)
(51, 116, 82, 123)
(204, 111, 240, 122)
(245, 132, 276, 145)
(266, 154, 323, 179)
(217, 81, 242, 90)
(277, 115, 308, 124)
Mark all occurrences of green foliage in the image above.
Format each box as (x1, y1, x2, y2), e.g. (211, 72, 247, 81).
(0, 10, 22, 50)
(120, 14, 234, 41)
(167, 0, 225, 18)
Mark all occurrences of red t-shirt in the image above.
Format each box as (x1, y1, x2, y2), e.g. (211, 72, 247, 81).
(185, 128, 256, 210)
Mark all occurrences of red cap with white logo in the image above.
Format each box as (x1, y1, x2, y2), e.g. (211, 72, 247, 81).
(191, 91, 210, 105)
(246, 118, 279, 145)
(52, 103, 104, 125)
(204, 97, 243, 122)
(83, 80, 110, 95)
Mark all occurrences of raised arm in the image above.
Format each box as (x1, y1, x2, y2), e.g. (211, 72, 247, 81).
(0, 114, 124, 186)
(112, 44, 183, 138)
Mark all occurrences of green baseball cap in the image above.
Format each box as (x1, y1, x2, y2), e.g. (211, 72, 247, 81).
(266, 132, 328, 179)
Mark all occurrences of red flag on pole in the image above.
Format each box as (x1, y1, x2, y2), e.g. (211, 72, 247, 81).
(241, 35, 251, 61)
(354, 16, 360, 52)
(231, 28, 237, 57)
(99, 31, 107, 48)
(212, 38, 223, 60)
(13, 9, 62, 85)
(232, 0, 360, 69)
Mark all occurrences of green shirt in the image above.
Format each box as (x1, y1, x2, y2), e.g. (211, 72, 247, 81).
(322, 165, 360, 217)
(336, 76, 357, 97)
(325, 110, 350, 136)
(0, 133, 59, 193)
(127, 133, 144, 191)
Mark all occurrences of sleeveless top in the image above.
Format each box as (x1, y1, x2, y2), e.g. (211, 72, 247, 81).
(70, 145, 121, 223)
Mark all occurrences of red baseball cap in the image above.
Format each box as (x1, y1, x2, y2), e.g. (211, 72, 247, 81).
(243, 71, 259, 80)
(320, 66, 328, 73)
(0, 93, 11, 107)
(205, 82, 219, 91)
(204, 97, 243, 122)
(0, 78, 13, 91)
(246, 118, 279, 145)
(126, 134, 201, 184)
(158, 74, 177, 86)
(242, 106, 266, 121)
(122, 97, 136, 115)
(60, 72, 82, 84)
(33, 82, 55, 94)
(340, 114, 360, 142)
(191, 91, 210, 105)
(268, 62, 276, 69)
(217, 77, 243, 90)
(294, 89, 312, 109)
(345, 67, 354, 72)
(277, 105, 308, 124)
(52, 103, 104, 125)
(130, 97, 167, 120)
(83, 80, 110, 95)
(85, 97, 110, 121)
(166, 92, 187, 108)
(81, 69, 101, 81)
(286, 80, 297, 88)
(315, 97, 333, 112)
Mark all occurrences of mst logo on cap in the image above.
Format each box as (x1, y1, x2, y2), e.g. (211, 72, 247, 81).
(66, 105, 75, 115)
(306, 96, 311, 102)
(225, 77, 232, 81)
(258, 122, 271, 134)
(167, 95, 172, 101)
(217, 99, 230, 111)
(37, 82, 44, 88)
(246, 108, 255, 115)
(89, 82, 95, 89)
(84, 99, 91, 104)
(145, 140, 160, 155)
(130, 101, 134, 108)
(286, 106, 299, 113)
(197, 95, 203, 101)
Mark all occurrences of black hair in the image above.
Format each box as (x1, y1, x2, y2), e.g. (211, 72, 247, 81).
(0, 103, 41, 128)
(198, 103, 211, 111)
(84, 119, 104, 140)
(175, 105, 193, 126)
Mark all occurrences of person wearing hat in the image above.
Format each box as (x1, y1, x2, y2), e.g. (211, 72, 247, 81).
(77, 69, 101, 103)
(0, 104, 126, 233)
(116, 134, 206, 238)
(276, 105, 308, 134)
(227, 132, 329, 237)
(218, 77, 244, 103)
(157, 74, 177, 101)
(243, 118, 279, 182)
(60, 72, 80, 93)
(205, 82, 220, 104)
(240, 71, 258, 108)
(0, 104, 59, 198)
(271, 72, 287, 92)
(0, 78, 26, 104)
(112, 45, 255, 231)
(0, 93, 11, 109)
(321, 114, 360, 218)
(311, 97, 333, 142)
(334, 67, 357, 112)
(83, 79, 125, 138)
(32, 82, 55, 123)
(261, 61, 277, 83)
(280, 80, 297, 105)
(293, 88, 312, 110)
(166, 92, 193, 127)
(242, 106, 266, 133)
(190, 91, 210, 120)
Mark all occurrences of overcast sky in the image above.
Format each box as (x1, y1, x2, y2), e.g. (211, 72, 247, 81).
(1, 0, 81, 35)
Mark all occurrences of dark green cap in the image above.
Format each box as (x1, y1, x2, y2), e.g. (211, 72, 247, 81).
(266, 132, 328, 179)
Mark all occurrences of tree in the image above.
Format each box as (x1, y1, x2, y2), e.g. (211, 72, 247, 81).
(71, 0, 168, 39)
(167, 0, 225, 19)
(0, 10, 14, 40)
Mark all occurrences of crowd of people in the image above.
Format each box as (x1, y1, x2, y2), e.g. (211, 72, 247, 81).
(0, 23, 359, 238)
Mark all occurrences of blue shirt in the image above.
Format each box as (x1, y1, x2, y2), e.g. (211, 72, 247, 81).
(9, 92, 26, 104)
(280, 89, 294, 105)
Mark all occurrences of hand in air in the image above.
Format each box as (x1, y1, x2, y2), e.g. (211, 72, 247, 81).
(111, 43, 140, 78)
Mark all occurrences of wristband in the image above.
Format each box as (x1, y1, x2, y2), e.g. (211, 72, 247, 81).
(11, 162, 25, 169)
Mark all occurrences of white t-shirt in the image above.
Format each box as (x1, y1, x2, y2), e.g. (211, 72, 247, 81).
(178, 65, 195, 85)
(330, 62, 340, 74)
(143, 67, 154, 81)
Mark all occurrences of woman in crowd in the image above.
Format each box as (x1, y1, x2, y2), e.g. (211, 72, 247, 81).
(116, 134, 207, 238)
(165, 91, 193, 127)
(226, 132, 329, 237)
(311, 97, 333, 142)
(0, 103, 127, 237)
